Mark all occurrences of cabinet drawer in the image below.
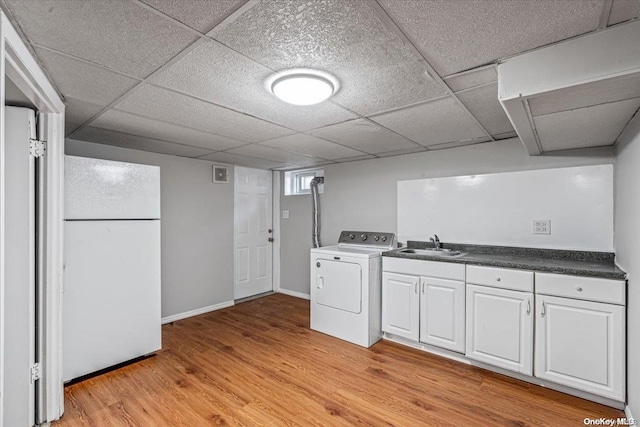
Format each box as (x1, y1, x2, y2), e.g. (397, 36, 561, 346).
(383, 257, 464, 281)
(466, 265, 533, 292)
(535, 273, 625, 305)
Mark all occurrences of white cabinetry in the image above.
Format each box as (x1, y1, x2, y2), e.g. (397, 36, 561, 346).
(465, 284, 533, 374)
(535, 273, 626, 401)
(465, 266, 534, 375)
(382, 258, 465, 352)
(382, 257, 627, 405)
(382, 272, 419, 341)
(420, 277, 465, 352)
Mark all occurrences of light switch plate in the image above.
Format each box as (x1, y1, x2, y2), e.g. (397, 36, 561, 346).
(283, 210, 289, 219)
(533, 220, 551, 234)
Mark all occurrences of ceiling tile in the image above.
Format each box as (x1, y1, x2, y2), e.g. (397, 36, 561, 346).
(4, 0, 198, 78)
(226, 144, 327, 164)
(259, 134, 363, 160)
(72, 127, 215, 158)
(443, 66, 497, 92)
(197, 152, 285, 170)
(273, 159, 336, 170)
(140, 0, 244, 33)
(273, 160, 336, 171)
(92, 109, 246, 152)
(528, 74, 640, 116)
(115, 84, 294, 143)
(428, 137, 492, 150)
(34, 47, 139, 106)
(608, 0, 638, 25)
(457, 82, 515, 135)
(64, 97, 104, 136)
(377, 0, 603, 75)
(494, 131, 519, 140)
(375, 146, 428, 158)
(151, 41, 356, 131)
(371, 97, 488, 146)
(534, 98, 640, 151)
(214, 0, 446, 115)
(334, 154, 377, 163)
(308, 119, 419, 154)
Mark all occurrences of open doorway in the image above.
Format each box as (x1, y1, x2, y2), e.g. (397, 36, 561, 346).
(1, 12, 65, 427)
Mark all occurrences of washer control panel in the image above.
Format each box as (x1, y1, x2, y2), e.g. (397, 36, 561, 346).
(338, 231, 396, 249)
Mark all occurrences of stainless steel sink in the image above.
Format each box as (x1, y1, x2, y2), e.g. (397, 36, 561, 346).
(398, 248, 466, 257)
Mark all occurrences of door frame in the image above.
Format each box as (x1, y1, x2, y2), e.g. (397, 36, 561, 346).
(272, 171, 281, 294)
(1, 11, 65, 425)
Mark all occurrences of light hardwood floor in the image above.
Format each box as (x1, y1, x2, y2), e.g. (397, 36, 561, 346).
(54, 294, 624, 426)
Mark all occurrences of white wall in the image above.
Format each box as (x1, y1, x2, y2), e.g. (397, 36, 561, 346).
(65, 139, 235, 319)
(279, 138, 615, 295)
(614, 114, 640, 418)
(398, 165, 613, 250)
(280, 184, 313, 296)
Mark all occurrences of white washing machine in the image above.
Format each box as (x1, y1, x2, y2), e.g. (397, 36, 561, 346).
(310, 231, 396, 348)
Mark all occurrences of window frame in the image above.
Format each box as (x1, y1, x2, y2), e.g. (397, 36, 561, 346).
(284, 168, 324, 196)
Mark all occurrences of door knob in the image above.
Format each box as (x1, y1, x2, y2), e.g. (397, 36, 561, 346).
(268, 237, 274, 242)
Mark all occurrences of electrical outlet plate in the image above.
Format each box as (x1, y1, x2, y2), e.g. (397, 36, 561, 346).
(283, 210, 290, 219)
(533, 220, 551, 235)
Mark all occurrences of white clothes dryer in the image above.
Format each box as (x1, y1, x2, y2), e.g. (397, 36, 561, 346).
(310, 231, 396, 347)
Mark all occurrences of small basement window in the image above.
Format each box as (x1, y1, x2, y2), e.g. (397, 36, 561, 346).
(284, 168, 324, 196)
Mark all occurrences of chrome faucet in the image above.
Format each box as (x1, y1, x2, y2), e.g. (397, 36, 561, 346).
(430, 234, 441, 250)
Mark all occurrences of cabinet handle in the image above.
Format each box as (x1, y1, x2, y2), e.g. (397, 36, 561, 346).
(422, 283, 425, 294)
(541, 301, 545, 318)
(526, 299, 531, 315)
(415, 283, 418, 294)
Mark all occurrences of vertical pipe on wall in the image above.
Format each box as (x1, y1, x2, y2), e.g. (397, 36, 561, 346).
(310, 177, 324, 248)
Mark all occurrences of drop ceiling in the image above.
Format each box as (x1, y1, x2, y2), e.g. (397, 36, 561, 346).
(1, 0, 638, 170)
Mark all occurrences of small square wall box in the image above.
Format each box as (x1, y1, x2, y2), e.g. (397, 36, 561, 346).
(213, 166, 228, 183)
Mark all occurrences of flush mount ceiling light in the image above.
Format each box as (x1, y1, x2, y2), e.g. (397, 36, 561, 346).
(268, 69, 339, 106)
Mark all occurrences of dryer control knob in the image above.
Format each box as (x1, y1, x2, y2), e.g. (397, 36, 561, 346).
(349, 234, 355, 239)
(381, 236, 387, 242)
(361, 234, 367, 241)
(374, 235, 380, 241)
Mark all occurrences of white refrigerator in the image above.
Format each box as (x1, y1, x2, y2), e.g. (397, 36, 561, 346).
(63, 155, 162, 382)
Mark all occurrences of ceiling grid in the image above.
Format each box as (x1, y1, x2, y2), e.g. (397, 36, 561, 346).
(1, 0, 637, 170)
(366, 0, 496, 143)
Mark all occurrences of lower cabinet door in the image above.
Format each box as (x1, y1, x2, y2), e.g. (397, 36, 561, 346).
(466, 284, 533, 375)
(382, 272, 420, 341)
(420, 277, 465, 353)
(535, 295, 625, 401)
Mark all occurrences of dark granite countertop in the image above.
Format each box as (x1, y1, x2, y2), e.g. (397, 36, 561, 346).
(382, 241, 627, 280)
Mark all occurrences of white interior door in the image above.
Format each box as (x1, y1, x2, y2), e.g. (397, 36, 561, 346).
(3, 106, 36, 427)
(234, 167, 273, 300)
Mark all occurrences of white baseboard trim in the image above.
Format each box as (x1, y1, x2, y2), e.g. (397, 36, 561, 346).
(161, 300, 234, 324)
(625, 405, 635, 421)
(278, 288, 310, 300)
